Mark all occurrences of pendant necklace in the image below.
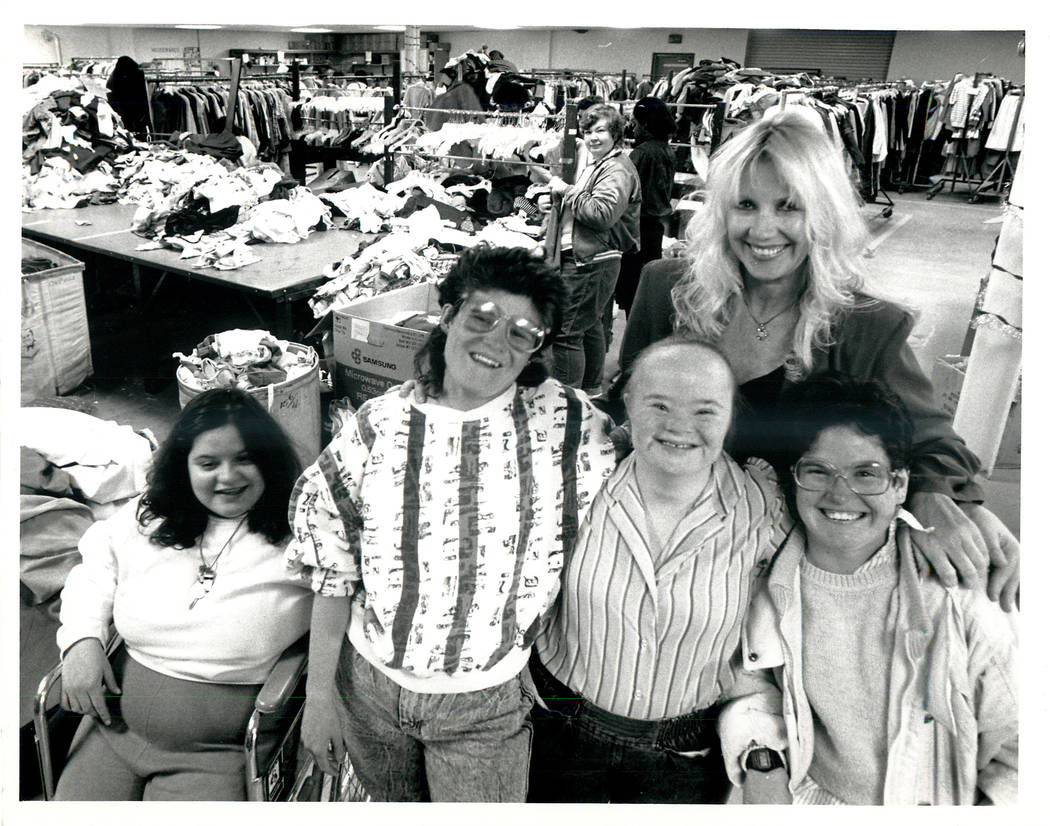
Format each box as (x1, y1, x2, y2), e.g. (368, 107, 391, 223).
(188, 515, 247, 610)
(742, 295, 800, 342)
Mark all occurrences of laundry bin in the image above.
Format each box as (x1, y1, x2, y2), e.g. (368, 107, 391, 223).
(177, 343, 322, 469)
(21, 239, 93, 404)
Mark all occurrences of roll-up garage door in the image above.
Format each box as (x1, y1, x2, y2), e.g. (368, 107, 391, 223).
(744, 30, 896, 81)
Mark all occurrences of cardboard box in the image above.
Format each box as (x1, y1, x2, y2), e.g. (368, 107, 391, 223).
(333, 282, 442, 409)
(932, 355, 1020, 469)
(21, 239, 93, 403)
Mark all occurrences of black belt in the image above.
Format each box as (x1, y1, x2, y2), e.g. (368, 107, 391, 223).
(529, 654, 722, 752)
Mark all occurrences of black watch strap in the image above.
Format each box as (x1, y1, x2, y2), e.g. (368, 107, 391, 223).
(744, 747, 785, 773)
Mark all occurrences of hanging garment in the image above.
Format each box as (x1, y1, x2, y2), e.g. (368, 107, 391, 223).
(985, 94, 1024, 152)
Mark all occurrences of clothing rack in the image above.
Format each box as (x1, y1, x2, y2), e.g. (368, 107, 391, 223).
(970, 88, 1024, 202)
(777, 86, 894, 217)
(925, 84, 982, 201)
(619, 100, 726, 153)
(387, 101, 578, 185)
(289, 95, 397, 184)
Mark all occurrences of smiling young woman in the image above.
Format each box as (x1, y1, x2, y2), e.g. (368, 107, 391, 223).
(727, 373, 1017, 806)
(287, 247, 617, 802)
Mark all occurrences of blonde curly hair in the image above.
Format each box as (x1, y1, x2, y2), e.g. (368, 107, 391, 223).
(671, 109, 873, 379)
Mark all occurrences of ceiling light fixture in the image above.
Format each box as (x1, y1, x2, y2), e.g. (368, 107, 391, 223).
(174, 24, 223, 30)
(290, 27, 334, 33)
(374, 25, 407, 31)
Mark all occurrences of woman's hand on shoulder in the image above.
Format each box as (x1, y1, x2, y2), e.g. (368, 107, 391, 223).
(395, 380, 428, 404)
(907, 492, 1019, 610)
(961, 502, 1020, 611)
(60, 638, 121, 725)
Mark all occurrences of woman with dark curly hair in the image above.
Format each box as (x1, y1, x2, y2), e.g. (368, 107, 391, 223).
(287, 246, 616, 801)
(727, 373, 1017, 805)
(54, 388, 311, 800)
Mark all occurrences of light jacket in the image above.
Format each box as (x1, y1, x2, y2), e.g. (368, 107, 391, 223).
(734, 518, 1018, 804)
(544, 147, 640, 268)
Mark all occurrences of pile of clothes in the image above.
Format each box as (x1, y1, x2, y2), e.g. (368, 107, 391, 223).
(22, 73, 138, 210)
(173, 329, 316, 393)
(308, 182, 544, 318)
(20, 407, 156, 614)
(113, 148, 332, 270)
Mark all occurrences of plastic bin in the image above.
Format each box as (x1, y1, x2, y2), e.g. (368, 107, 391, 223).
(21, 239, 93, 403)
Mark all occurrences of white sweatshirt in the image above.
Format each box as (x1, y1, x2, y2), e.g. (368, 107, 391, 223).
(58, 497, 312, 684)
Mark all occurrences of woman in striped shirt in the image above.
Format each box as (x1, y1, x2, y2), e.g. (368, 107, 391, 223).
(529, 338, 785, 803)
(286, 247, 616, 801)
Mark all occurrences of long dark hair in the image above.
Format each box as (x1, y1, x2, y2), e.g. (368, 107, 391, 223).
(137, 387, 301, 547)
(413, 246, 566, 397)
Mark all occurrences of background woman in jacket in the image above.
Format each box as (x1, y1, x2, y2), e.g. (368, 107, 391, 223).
(617, 109, 1018, 610)
(545, 103, 640, 393)
(727, 373, 1017, 805)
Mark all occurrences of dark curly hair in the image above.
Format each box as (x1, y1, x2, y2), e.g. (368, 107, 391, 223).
(137, 387, 301, 548)
(781, 371, 915, 473)
(413, 246, 566, 397)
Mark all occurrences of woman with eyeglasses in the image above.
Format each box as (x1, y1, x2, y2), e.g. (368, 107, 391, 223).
(286, 246, 616, 801)
(723, 373, 1017, 805)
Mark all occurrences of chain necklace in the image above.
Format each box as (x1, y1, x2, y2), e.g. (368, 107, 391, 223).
(741, 294, 800, 342)
(188, 515, 247, 610)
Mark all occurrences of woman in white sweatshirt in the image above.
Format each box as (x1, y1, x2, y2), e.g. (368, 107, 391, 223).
(54, 388, 312, 800)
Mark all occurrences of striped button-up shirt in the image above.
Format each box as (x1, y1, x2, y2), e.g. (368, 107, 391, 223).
(286, 380, 615, 680)
(535, 452, 784, 720)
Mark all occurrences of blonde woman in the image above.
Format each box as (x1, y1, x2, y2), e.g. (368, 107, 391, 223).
(618, 110, 1018, 610)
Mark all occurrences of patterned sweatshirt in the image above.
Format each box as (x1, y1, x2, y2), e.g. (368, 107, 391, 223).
(286, 380, 616, 691)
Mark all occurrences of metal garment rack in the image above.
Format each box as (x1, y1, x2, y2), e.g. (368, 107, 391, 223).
(385, 101, 579, 184)
(925, 74, 993, 202)
(289, 95, 397, 184)
(970, 88, 1024, 202)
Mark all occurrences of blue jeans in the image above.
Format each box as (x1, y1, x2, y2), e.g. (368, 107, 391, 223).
(552, 254, 622, 389)
(335, 639, 535, 802)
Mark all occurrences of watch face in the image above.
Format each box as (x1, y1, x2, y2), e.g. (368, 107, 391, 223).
(746, 748, 783, 772)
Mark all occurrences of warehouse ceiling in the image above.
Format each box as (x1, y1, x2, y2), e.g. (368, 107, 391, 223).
(30, 24, 628, 32)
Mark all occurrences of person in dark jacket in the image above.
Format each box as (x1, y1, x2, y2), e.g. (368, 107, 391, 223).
(617, 109, 1018, 612)
(616, 96, 677, 318)
(106, 56, 151, 136)
(424, 66, 483, 132)
(544, 104, 640, 392)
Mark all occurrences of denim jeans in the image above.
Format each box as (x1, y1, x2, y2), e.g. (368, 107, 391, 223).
(335, 639, 535, 802)
(526, 657, 730, 804)
(528, 706, 730, 803)
(552, 254, 622, 389)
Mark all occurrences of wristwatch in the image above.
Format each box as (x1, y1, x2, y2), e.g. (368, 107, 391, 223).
(744, 747, 785, 773)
